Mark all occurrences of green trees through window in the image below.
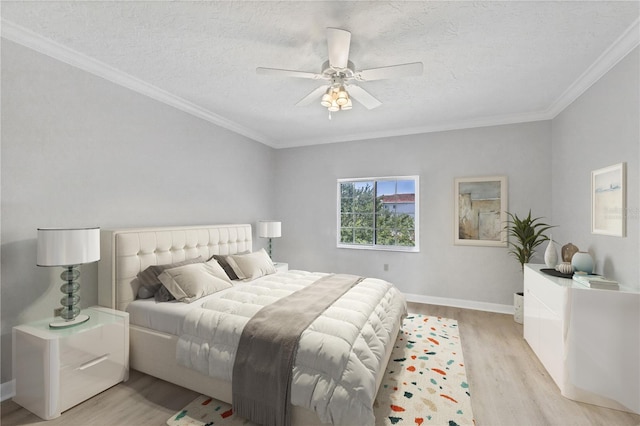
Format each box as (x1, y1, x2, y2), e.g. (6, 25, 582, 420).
(338, 176, 419, 251)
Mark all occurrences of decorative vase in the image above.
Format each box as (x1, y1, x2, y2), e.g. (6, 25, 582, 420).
(562, 243, 579, 262)
(571, 251, 594, 274)
(544, 235, 558, 268)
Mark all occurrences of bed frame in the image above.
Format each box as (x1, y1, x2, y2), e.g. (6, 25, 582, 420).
(97, 224, 400, 425)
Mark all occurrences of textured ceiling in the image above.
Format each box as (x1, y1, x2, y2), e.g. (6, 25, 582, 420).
(2, 1, 639, 148)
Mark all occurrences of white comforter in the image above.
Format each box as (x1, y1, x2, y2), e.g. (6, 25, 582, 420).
(177, 270, 407, 425)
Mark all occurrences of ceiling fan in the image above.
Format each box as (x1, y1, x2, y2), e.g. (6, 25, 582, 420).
(256, 28, 423, 114)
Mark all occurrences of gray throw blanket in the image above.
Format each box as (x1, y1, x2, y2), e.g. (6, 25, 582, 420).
(232, 273, 364, 426)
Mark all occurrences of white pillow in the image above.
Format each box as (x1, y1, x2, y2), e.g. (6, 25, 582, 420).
(158, 262, 232, 303)
(204, 258, 233, 282)
(226, 248, 276, 281)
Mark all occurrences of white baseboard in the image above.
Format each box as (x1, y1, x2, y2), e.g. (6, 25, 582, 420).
(1, 380, 15, 402)
(405, 292, 514, 315)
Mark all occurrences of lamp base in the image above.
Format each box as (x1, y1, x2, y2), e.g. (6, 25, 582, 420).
(49, 314, 90, 329)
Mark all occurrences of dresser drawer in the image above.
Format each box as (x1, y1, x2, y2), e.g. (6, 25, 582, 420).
(525, 266, 565, 315)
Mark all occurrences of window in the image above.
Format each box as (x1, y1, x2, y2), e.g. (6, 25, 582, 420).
(337, 176, 419, 252)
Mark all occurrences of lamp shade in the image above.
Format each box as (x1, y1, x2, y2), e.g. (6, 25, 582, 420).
(258, 221, 281, 239)
(37, 227, 100, 266)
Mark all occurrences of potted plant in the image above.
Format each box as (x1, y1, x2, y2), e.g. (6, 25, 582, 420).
(505, 210, 554, 323)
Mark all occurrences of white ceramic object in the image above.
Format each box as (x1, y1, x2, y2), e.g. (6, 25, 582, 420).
(544, 235, 558, 268)
(556, 262, 574, 274)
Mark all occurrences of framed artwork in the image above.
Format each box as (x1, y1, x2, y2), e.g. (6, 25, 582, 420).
(592, 162, 626, 237)
(454, 176, 507, 246)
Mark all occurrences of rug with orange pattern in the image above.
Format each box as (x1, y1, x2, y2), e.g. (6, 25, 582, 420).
(167, 314, 474, 426)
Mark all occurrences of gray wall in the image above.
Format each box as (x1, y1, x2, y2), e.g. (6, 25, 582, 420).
(551, 47, 639, 289)
(273, 121, 553, 305)
(0, 40, 276, 383)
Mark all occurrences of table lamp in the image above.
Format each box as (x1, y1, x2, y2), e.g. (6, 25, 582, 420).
(258, 220, 281, 259)
(37, 227, 100, 328)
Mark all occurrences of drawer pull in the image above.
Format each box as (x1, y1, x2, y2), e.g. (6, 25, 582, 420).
(79, 355, 109, 370)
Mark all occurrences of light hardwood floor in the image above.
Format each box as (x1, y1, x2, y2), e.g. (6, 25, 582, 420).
(2, 303, 639, 426)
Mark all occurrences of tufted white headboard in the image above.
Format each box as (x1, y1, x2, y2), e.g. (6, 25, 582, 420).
(98, 224, 252, 312)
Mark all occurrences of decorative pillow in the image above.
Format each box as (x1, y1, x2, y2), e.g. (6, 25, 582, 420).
(158, 262, 233, 303)
(136, 257, 205, 299)
(203, 258, 233, 282)
(154, 285, 175, 303)
(226, 248, 276, 281)
(154, 259, 231, 303)
(137, 285, 156, 300)
(207, 252, 249, 280)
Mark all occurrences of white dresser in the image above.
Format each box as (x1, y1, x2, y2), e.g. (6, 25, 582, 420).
(12, 306, 129, 420)
(524, 264, 639, 414)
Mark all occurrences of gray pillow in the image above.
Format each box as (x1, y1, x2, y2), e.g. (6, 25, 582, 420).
(136, 256, 205, 299)
(137, 285, 155, 299)
(154, 285, 175, 303)
(208, 252, 249, 280)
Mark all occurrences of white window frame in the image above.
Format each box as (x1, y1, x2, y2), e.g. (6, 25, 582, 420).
(337, 175, 420, 252)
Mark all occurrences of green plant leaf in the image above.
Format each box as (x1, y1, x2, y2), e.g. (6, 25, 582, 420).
(504, 210, 555, 272)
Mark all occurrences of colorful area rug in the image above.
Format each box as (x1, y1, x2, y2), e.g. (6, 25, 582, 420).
(373, 315, 474, 425)
(167, 314, 474, 426)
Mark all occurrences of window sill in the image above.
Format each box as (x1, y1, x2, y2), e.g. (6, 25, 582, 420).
(337, 244, 420, 253)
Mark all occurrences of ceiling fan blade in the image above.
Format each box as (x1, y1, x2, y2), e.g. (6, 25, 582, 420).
(346, 85, 382, 110)
(256, 67, 322, 80)
(296, 85, 330, 106)
(327, 28, 351, 69)
(356, 62, 424, 81)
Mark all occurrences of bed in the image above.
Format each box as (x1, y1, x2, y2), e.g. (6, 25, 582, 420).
(97, 224, 406, 425)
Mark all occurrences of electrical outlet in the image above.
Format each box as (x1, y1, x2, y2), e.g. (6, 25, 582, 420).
(54, 307, 63, 317)
(383, 264, 389, 271)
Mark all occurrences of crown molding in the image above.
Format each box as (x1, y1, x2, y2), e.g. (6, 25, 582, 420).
(545, 16, 640, 118)
(1, 19, 276, 147)
(277, 110, 550, 148)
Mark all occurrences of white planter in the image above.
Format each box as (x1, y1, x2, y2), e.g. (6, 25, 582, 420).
(514, 292, 524, 324)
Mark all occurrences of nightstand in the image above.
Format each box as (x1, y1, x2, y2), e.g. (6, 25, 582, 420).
(273, 262, 289, 272)
(12, 306, 129, 420)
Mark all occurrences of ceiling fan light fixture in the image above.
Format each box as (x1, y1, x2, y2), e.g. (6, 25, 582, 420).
(341, 98, 353, 110)
(320, 96, 332, 108)
(336, 86, 349, 106)
(328, 101, 340, 112)
(320, 88, 334, 107)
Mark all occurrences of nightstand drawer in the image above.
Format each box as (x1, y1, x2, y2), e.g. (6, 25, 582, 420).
(59, 320, 125, 368)
(58, 321, 127, 412)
